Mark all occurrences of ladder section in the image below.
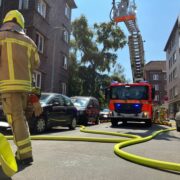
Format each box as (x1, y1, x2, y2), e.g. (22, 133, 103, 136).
(112, 0, 145, 82)
(128, 33, 144, 82)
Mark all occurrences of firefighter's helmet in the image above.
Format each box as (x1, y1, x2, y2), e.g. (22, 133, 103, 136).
(3, 10, 25, 29)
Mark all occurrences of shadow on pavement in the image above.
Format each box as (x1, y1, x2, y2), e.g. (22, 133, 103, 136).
(111, 122, 180, 141)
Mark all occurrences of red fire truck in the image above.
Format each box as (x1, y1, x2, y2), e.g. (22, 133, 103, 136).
(106, 81, 155, 127)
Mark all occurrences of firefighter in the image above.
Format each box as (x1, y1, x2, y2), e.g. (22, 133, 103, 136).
(0, 10, 41, 165)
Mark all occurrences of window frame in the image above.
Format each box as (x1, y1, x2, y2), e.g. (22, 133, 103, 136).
(63, 28, 69, 43)
(154, 84, 159, 91)
(65, 3, 71, 19)
(63, 55, 68, 70)
(153, 74, 159, 81)
(19, 0, 29, 9)
(33, 71, 42, 88)
(35, 32, 44, 53)
(61, 82, 67, 95)
(37, 0, 47, 18)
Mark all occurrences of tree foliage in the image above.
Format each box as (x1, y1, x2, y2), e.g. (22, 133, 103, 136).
(68, 15, 127, 103)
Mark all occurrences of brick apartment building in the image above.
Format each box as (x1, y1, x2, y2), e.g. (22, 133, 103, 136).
(0, 0, 77, 94)
(144, 61, 167, 105)
(164, 15, 180, 118)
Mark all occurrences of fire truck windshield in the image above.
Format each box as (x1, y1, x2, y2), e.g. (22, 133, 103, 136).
(110, 85, 149, 100)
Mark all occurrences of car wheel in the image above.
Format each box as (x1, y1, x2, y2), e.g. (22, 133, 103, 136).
(69, 117, 77, 130)
(95, 116, 100, 125)
(34, 116, 46, 133)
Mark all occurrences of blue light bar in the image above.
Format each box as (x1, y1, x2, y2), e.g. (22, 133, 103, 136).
(133, 104, 140, 108)
(115, 103, 121, 109)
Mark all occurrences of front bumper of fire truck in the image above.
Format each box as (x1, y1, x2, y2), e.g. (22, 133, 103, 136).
(109, 111, 151, 120)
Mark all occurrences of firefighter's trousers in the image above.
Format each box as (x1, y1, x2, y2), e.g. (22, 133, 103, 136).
(1, 92, 33, 160)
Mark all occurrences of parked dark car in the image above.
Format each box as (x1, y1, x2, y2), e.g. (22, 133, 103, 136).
(0, 93, 78, 133)
(71, 96, 100, 125)
(29, 92, 78, 133)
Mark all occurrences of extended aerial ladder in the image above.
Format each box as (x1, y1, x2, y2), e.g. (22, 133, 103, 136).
(111, 0, 145, 82)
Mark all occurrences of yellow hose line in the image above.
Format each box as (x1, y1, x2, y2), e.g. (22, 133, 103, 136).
(80, 126, 141, 139)
(114, 128, 180, 172)
(2, 126, 179, 177)
(0, 133, 18, 177)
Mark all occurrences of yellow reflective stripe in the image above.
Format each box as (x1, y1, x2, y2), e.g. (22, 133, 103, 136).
(0, 86, 31, 92)
(0, 80, 31, 85)
(35, 52, 39, 63)
(27, 47, 32, 81)
(7, 42, 15, 80)
(6, 114, 12, 125)
(17, 138, 31, 146)
(19, 146, 32, 154)
(2, 38, 36, 51)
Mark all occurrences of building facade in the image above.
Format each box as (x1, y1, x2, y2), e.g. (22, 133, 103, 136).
(0, 0, 77, 94)
(144, 61, 167, 105)
(164, 15, 180, 118)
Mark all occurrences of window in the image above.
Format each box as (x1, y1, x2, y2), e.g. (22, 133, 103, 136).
(63, 29, 69, 43)
(164, 74, 167, 80)
(173, 67, 177, 79)
(173, 51, 177, 64)
(153, 74, 159, 80)
(33, 71, 42, 88)
(61, 82, 66, 95)
(65, 3, 71, 19)
(35, 32, 44, 53)
(174, 86, 178, 97)
(154, 95, 159, 101)
(37, 0, 46, 18)
(63, 55, 68, 69)
(19, 0, 29, 9)
(154, 84, 159, 91)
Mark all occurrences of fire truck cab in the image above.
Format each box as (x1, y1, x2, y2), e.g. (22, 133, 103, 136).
(105, 82, 155, 127)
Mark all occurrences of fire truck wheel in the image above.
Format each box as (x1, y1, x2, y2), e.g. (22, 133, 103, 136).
(111, 119, 118, 127)
(145, 120, 152, 127)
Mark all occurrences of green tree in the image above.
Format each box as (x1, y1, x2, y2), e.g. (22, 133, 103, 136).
(69, 15, 127, 97)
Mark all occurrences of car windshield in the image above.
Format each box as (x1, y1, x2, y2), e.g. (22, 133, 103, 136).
(40, 94, 52, 103)
(71, 98, 88, 107)
(110, 85, 149, 100)
(101, 109, 109, 112)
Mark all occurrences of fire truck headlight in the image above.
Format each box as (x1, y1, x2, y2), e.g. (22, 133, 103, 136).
(143, 112, 149, 118)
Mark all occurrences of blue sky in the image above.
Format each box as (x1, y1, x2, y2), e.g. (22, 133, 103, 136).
(72, 0, 180, 81)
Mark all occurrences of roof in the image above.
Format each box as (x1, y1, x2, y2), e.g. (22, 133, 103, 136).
(144, 61, 166, 71)
(67, 0, 77, 9)
(164, 15, 180, 51)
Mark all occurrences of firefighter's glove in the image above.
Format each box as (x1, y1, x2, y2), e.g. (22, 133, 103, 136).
(29, 94, 43, 117)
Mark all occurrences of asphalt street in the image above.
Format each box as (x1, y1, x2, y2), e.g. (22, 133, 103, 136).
(0, 121, 180, 180)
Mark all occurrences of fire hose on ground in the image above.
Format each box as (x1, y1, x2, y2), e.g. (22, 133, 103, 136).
(0, 126, 179, 177)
